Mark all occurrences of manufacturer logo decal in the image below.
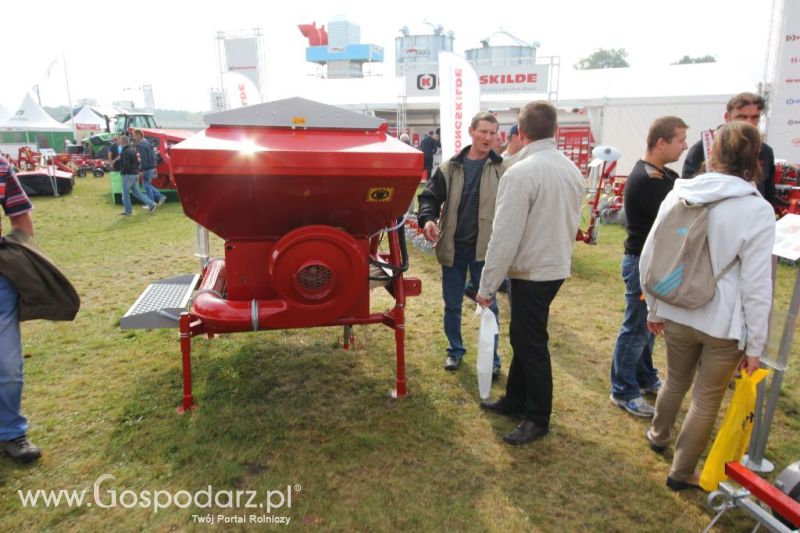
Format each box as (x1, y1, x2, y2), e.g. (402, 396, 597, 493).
(416, 74, 437, 91)
(367, 187, 395, 202)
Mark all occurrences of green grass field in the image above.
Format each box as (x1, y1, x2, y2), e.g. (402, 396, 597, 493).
(1, 177, 798, 532)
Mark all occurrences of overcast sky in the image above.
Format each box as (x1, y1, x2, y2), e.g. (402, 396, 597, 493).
(0, 0, 776, 113)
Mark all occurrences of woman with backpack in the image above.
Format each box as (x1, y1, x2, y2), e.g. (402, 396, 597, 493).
(640, 121, 775, 491)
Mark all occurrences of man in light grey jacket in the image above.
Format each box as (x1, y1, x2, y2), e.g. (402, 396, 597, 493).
(476, 101, 584, 445)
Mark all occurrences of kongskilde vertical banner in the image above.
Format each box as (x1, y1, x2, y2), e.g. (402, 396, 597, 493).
(224, 37, 262, 96)
(767, 0, 800, 163)
(222, 72, 261, 110)
(439, 52, 480, 161)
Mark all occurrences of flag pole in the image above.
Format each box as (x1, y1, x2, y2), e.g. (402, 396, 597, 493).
(61, 51, 77, 141)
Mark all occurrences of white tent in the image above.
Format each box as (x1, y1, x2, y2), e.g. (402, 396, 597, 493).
(68, 105, 107, 138)
(0, 104, 10, 123)
(0, 92, 71, 132)
(558, 63, 757, 174)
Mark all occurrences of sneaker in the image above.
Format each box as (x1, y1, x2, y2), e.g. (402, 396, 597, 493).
(118, 211, 131, 216)
(157, 196, 167, 206)
(0, 435, 41, 463)
(444, 356, 461, 371)
(641, 379, 662, 395)
(645, 429, 667, 454)
(148, 202, 159, 215)
(610, 394, 655, 418)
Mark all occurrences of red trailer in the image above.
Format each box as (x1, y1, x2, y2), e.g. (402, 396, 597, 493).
(121, 98, 423, 412)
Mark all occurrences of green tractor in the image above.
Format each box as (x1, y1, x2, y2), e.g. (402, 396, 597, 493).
(83, 112, 160, 159)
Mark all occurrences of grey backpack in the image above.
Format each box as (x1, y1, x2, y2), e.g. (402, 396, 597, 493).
(643, 198, 737, 308)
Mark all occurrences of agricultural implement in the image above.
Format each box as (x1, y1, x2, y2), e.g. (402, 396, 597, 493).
(576, 145, 622, 244)
(121, 98, 423, 412)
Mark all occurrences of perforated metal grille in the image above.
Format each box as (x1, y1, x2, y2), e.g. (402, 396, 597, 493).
(123, 276, 197, 316)
(294, 264, 334, 299)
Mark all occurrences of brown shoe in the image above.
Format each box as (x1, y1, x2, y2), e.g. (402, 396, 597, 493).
(503, 421, 549, 445)
(1, 435, 41, 463)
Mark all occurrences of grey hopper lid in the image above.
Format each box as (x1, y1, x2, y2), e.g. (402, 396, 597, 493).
(203, 97, 387, 130)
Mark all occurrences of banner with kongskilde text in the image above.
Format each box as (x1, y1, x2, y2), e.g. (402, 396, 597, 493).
(767, 0, 800, 164)
(438, 52, 480, 162)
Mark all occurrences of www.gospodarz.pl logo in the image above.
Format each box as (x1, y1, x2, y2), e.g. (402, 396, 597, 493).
(17, 473, 300, 521)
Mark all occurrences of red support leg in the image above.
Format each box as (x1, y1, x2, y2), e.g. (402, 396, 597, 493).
(177, 312, 195, 413)
(393, 307, 407, 398)
(387, 230, 407, 398)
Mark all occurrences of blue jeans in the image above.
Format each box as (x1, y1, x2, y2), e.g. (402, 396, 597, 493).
(610, 254, 659, 400)
(141, 168, 164, 203)
(442, 244, 500, 368)
(121, 173, 154, 214)
(0, 276, 28, 440)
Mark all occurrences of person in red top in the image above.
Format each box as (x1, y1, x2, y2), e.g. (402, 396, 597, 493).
(0, 154, 40, 463)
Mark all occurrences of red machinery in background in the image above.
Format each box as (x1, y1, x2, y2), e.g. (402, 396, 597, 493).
(137, 128, 192, 190)
(121, 98, 423, 412)
(775, 160, 800, 217)
(577, 145, 622, 244)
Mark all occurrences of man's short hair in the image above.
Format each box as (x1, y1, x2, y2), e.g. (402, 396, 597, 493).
(518, 101, 557, 141)
(469, 112, 499, 130)
(132, 129, 144, 138)
(646, 116, 689, 151)
(119, 135, 130, 145)
(508, 124, 519, 137)
(726, 92, 765, 113)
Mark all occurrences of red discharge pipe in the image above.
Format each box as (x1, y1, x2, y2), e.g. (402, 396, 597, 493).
(191, 259, 288, 332)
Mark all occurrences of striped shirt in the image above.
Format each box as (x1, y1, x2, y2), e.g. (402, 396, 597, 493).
(0, 155, 33, 234)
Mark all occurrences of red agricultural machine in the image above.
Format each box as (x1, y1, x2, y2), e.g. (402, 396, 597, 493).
(775, 160, 800, 217)
(576, 145, 623, 244)
(121, 98, 423, 412)
(135, 128, 192, 190)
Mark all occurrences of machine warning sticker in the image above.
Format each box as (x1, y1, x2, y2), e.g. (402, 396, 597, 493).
(367, 187, 395, 202)
(291, 116, 307, 126)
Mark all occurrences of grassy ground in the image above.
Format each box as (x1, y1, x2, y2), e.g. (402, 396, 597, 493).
(1, 177, 798, 532)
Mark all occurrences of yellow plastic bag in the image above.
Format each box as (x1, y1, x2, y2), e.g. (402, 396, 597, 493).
(699, 368, 769, 491)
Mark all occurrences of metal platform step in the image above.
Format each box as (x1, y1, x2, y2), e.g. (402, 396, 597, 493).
(120, 274, 199, 329)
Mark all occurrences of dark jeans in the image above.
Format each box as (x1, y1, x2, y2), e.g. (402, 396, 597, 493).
(506, 278, 564, 427)
(610, 254, 659, 400)
(441, 244, 500, 367)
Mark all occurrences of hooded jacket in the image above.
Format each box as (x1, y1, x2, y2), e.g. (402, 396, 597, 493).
(640, 173, 775, 356)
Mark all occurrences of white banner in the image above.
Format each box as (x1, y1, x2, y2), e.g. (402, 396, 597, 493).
(439, 52, 480, 161)
(767, 0, 800, 164)
(478, 64, 549, 94)
(142, 85, 156, 114)
(222, 72, 261, 110)
(224, 37, 261, 96)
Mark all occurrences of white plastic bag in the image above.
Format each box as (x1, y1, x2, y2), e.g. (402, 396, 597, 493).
(475, 305, 498, 399)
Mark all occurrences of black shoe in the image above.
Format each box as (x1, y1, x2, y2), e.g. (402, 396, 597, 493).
(0, 435, 41, 463)
(503, 421, 549, 445)
(480, 397, 523, 418)
(645, 429, 667, 454)
(666, 477, 699, 491)
(444, 356, 461, 371)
